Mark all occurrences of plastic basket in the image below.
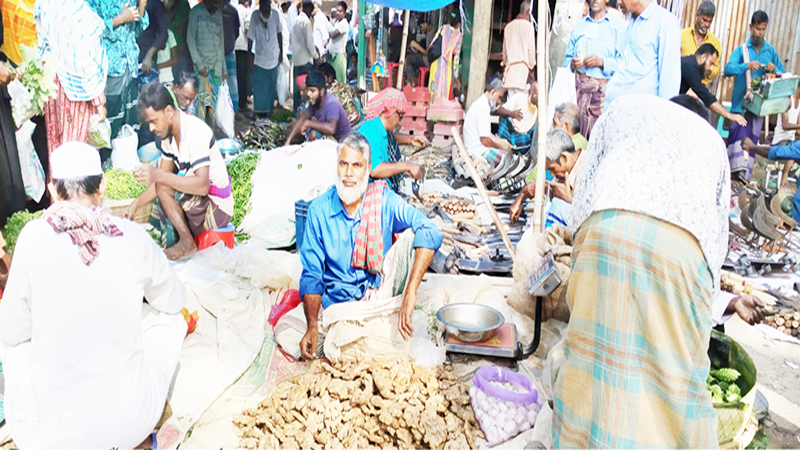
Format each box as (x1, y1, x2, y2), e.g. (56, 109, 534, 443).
(708, 330, 758, 447)
(103, 198, 152, 224)
(295, 200, 310, 251)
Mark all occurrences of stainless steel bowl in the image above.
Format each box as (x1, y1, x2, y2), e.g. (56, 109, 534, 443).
(436, 303, 505, 343)
(218, 138, 244, 156)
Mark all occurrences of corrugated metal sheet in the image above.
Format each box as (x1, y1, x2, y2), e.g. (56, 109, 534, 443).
(679, 0, 800, 101)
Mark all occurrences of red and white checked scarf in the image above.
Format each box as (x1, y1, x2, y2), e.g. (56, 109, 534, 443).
(351, 181, 387, 274)
(365, 88, 408, 121)
(43, 201, 123, 266)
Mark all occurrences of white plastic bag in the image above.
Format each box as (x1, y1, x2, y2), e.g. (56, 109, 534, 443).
(111, 124, 140, 171)
(15, 120, 46, 202)
(8, 79, 36, 128)
(277, 61, 291, 106)
(87, 114, 112, 149)
(216, 80, 235, 138)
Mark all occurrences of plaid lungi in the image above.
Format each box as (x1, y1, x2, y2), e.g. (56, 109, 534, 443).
(553, 210, 718, 449)
(498, 117, 533, 152)
(575, 75, 608, 139)
(195, 72, 220, 128)
(727, 112, 764, 182)
(151, 192, 231, 248)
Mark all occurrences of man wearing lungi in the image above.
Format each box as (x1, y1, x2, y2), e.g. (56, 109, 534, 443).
(126, 82, 233, 260)
(564, 0, 624, 137)
(297, 132, 441, 360)
(723, 10, 784, 182)
(553, 94, 729, 448)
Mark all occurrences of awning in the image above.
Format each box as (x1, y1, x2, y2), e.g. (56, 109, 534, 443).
(365, 0, 456, 13)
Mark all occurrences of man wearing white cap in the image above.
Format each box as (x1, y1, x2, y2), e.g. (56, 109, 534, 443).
(128, 82, 233, 260)
(0, 142, 187, 449)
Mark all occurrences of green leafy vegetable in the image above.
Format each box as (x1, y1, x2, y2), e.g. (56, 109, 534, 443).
(104, 168, 147, 200)
(2, 210, 44, 255)
(6, 45, 57, 120)
(227, 152, 261, 231)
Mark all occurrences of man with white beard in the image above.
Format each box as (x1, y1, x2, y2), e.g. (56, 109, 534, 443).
(297, 132, 442, 360)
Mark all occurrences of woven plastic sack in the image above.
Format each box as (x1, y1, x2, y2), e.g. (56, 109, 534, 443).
(470, 366, 544, 447)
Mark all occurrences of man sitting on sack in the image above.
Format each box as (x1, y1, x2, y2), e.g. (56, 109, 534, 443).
(0, 142, 187, 449)
(297, 132, 442, 360)
(125, 82, 234, 260)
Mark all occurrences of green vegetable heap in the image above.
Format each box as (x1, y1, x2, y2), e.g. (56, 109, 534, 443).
(227, 152, 261, 230)
(237, 119, 286, 150)
(706, 368, 742, 404)
(104, 168, 147, 201)
(2, 210, 44, 255)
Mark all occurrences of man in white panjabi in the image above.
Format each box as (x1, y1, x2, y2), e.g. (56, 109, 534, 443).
(0, 142, 187, 449)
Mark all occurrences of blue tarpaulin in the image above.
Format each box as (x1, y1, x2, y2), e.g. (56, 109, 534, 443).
(365, 0, 456, 12)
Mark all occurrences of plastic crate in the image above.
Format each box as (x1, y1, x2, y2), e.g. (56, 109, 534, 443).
(295, 200, 310, 251)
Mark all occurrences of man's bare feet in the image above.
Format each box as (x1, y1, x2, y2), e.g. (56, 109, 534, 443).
(164, 239, 197, 260)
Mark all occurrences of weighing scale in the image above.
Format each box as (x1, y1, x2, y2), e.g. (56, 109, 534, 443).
(444, 252, 562, 361)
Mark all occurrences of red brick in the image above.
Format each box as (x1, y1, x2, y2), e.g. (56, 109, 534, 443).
(403, 86, 430, 102)
(401, 117, 428, 131)
(433, 122, 463, 136)
(405, 105, 428, 117)
(431, 135, 455, 147)
(427, 108, 464, 121)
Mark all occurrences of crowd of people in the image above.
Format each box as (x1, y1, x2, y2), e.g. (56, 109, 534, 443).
(0, 0, 797, 447)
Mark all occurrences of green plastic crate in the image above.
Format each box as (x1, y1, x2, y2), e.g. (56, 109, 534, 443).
(744, 93, 790, 116)
(760, 77, 800, 99)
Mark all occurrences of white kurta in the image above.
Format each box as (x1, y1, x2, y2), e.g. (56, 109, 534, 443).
(0, 217, 187, 449)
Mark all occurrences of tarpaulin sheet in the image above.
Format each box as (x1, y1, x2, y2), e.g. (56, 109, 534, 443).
(365, 0, 456, 12)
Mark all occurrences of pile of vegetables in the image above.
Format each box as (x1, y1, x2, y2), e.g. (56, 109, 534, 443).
(237, 119, 286, 150)
(104, 168, 147, 201)
(227, 152, 261, 230)
(2, 210, 44, 255)
(6, 45, 57, 125)
(706, 368, 743, 404)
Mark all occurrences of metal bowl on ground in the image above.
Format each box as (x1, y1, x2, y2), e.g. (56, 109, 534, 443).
(218, 138, 244, 157)
(436, 303, 505, 343)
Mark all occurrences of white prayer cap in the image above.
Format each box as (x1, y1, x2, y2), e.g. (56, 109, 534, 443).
(50, 142, 103, 179)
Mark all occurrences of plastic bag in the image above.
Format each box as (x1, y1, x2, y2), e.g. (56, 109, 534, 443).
(111, 124, 140, 171)
(216, 80, 235, 138)
(268, 289, 301, 327)
(15, 120, 46, 202)
(470, 366, 544, 447)
(277, 61, 291, 106)
(7, 79, 36, 127)
(87, 114, 112, 149)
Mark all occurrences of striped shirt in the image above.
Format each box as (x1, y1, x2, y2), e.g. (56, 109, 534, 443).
(158, 111, 234, 216)
(35, 0, 108, 102)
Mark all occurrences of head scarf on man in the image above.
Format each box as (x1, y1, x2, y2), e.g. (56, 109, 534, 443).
(365, 88, 408, 121)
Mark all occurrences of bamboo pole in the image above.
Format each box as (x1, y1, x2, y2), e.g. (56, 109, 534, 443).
(357, 0, 367, 89)
(532, 0, 548, 232)
(452, 128, 517, 262)
(397, 10, 411, 89)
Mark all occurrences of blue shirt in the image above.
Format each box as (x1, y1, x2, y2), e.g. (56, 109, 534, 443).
(724, 39, 786, 114)
(768, 140, 800, 161)
(603, 1, 681, 110)
(299, 187, 443, 309)
(563, 13, 625, 80)
(359, 117, 400, 187)
(86, 0, 149, 79)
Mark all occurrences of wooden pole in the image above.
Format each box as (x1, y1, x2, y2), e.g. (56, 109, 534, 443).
(532, 0, 548, 232)
(466, 0, 493, 108)
(452, 127, 517, 261)
(357, 0, 367, 89)
(397, 10, 411, 89)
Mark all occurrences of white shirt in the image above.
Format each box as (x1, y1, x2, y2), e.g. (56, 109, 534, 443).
(290, 12, 317, 66)
(247, 8, 282, 70)
(157, 30, 177, 84)
(570, 94, 730, 294)
(0, 216, 186, 448)
(773, 96, 800, 145)
(281, 3, 298, 54)
(160, 111, 235, 216)
(313, 10, 333, 57)
(328, 18, 349, 54)
(463, 94, 494, 158)
(234, 3, 252, 51)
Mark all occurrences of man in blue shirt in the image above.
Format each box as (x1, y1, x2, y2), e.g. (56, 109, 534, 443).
(603, 0, 681, 111)
(724, 10, 785, 181)
(742, 137, 800, 224)
(360, 88, 429, 190)
(298, 132, 442, 360)
(564, 0, 624, 137)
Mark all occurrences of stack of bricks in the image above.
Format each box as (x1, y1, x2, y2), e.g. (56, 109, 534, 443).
(426, 98, 464, 148)
(400, 86, 429, 138)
